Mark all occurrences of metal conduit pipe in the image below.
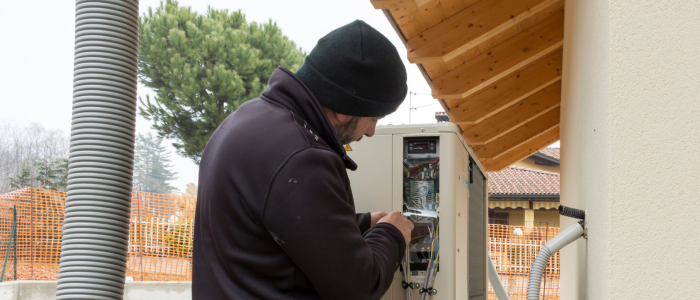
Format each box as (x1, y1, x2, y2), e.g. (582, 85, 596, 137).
(526, 221, 585, 300)
(56, 0, 140, 299)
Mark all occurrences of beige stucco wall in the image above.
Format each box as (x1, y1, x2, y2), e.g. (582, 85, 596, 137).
(512, 158, 560, 174)
(561, 0, 700, 299)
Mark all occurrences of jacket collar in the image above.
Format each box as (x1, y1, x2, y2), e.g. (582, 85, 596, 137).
(261, 67, 357, 171)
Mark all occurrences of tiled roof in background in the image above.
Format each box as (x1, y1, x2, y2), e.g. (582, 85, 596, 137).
(487, 167, 560, 196)
(539, 147, 560, 160)
(435, 111, 449, 122)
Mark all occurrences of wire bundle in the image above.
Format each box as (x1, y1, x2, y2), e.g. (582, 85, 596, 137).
(421, 222, 439, 299)
(401, 244, 414, 300)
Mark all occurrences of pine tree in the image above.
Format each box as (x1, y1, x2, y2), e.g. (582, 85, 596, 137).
(8, 165, 32, 190)
(52, 158, 69, 190)
(8, 157, 69, 191)
(138, 0, 306, 164)
(33, 158, 69, 191)
(133, 133, 179, 194)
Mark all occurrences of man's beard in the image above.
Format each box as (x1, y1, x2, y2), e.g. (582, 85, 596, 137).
(334, 117, 362, 145)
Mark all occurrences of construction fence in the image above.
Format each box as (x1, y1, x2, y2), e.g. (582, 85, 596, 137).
(0, 188, 561, 299)
(488, 224, 561, 299)
(0, 187, 195, 282)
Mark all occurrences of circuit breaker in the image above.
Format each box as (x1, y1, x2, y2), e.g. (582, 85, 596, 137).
(347, 123, 488, 300)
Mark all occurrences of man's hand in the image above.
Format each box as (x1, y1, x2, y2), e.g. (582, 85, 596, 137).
(370, 211, 388, 227)
(377, 211, 414, 245)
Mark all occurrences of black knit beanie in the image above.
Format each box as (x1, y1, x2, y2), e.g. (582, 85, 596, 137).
(295, 20, 408, 117)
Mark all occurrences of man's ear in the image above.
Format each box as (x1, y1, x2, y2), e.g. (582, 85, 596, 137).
(334, 112, 352, 124)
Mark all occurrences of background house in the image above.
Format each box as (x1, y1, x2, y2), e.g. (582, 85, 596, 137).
(488, 148, 560, 228)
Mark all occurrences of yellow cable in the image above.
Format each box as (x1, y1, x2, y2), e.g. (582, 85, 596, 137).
(435, 223, 439, 264)
(411, 235, 426, 241)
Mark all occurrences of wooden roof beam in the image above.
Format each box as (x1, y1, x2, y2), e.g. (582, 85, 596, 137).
(431, 10, 564, 99)
(371, 0, 434, 9)
(473, 108, 560, 159)
(463, 81, 561, 145)
(406, 0, 562, 64)
(481, 125, 560, 172)
(447, 50, 563, 124)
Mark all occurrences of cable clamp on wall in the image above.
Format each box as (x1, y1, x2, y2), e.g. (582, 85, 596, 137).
(402, 281, 420, 289)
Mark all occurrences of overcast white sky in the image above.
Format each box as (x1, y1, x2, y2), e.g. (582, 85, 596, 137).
(0, 0, 557, 193)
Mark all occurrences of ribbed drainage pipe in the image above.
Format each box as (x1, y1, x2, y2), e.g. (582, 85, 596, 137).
(526, 221, 585, 300)
(56, 0, 139, 299)
(558, 205, 586, 220)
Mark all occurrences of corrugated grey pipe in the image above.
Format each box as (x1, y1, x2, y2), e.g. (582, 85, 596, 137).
(56, 0, 139, 299)
(487, 252, 511, 300)
(526, 221, 585, 300)
(558, 205, 586, 220)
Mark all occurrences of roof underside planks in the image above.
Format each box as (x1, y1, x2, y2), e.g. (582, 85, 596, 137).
(372, 0, 563, 172)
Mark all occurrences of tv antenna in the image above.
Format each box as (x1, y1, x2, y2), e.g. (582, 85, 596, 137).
(408, 91, 433, 124)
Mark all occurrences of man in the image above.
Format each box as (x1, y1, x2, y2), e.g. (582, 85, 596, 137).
(192, 20, 414, 300)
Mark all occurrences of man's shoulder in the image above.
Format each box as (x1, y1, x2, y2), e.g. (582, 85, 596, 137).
(204, 98, 335, 167)
(282, 146, 345, 171)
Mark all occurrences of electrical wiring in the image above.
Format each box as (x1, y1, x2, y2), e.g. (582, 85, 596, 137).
(409, 196, 424, 210)
(435, 227, 440, 265)
(428, 220, 433, 239)
(421, 222, 439, 300)
(411, 235, 427, 241)
(429, 243, 440, 284)
(428, 223, 439, 262)
(429, 158, 439, 167)
(425, 189, 432, 210)
(416, 185, 428, 196)
(402, 245, 413, 300)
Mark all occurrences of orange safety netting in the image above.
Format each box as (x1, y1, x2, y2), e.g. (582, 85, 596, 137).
(488, 224, 561, 300)
(0, 187, 195, 281)
(0, 188, 562, 299)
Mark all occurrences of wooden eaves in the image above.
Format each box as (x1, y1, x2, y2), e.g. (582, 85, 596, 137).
(372, 0, 563, 172)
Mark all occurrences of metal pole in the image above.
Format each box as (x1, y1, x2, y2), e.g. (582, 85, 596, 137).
(409, 91, 412, 124)
(1, 206, 17, 282)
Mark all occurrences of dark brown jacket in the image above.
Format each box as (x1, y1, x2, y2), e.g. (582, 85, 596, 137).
(192, 67, 405, 300)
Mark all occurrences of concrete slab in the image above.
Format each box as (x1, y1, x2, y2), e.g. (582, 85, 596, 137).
(0, 281, 192, 300)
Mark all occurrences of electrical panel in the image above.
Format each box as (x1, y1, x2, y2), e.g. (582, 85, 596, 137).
(403, 137, 441, 297)
(347, 123, 488, 300)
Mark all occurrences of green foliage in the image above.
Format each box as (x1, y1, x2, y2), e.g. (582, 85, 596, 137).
(133, 133, 179, 194)
(8, 158, 68, 191)
(138, 0, 306, 164)
(8, 166, 31, 190)
(33, 158, 69, 191)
